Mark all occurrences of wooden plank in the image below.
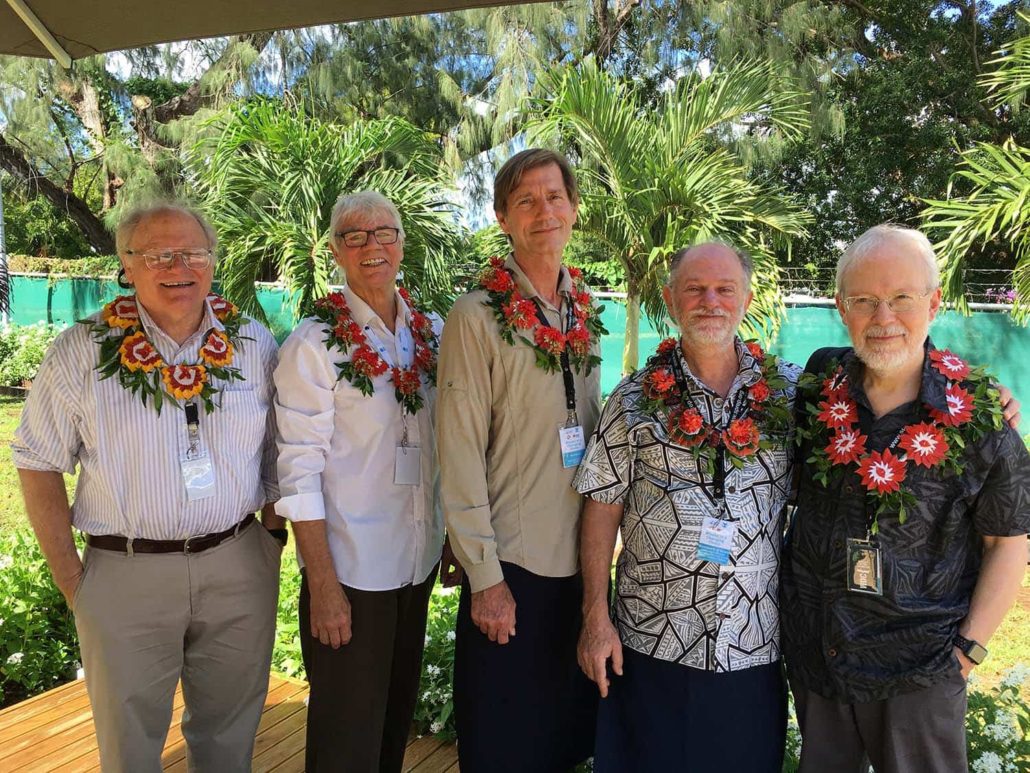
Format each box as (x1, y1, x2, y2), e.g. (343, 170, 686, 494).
(410, 742, 460, 773)
(0, 689, 92, 745)
(402, 735, 446, 769)
(0, 702, 95, 767)
(0, 679, 83, 724)
(252, 725, 307, 773)
(266, 748, 305, 773)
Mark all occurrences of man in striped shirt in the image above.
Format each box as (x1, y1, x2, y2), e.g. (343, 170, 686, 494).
(12, 202, 285, 773)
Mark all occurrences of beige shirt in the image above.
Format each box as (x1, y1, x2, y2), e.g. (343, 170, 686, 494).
(436, 255, 601, 591)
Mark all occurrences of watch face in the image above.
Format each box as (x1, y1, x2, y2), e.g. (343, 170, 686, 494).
(968, 643, 988, 664)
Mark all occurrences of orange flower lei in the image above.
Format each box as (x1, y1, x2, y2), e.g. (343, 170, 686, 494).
(798, 348, 1003, 531)
(479, 257, 606, 375)
(311, 287, 438, 415)
(81, 294, 247, 413)
(639, 337, 792, 473)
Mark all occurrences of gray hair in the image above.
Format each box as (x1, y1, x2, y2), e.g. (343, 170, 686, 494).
(837, 224, 940, 294)
(115, 201, 218, 256)
(667, 241, 754, 287)
(329, 190, 405, 247)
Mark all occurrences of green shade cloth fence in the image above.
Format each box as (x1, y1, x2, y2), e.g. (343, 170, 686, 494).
(9, 275, 1029, 408)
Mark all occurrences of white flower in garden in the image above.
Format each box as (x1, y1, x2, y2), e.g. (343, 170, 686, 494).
(0, 554, 13, 570)
(972, 752, 1004, 773)
(6, 652, 24, 665)
(424, 635, 430, 647)
(984, 710, 1018, 743)
(999, 663, 1030, 688)
(427, 664, 441, 676)
(430, 721, 443, 734)
(446, 631, 456, 641)
(422, 691, 432, 702)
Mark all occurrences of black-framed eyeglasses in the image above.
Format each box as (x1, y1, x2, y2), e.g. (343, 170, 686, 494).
(125, 248, 214, 271)
(841, 292, 930, 316)
(335, 227, 400, 248)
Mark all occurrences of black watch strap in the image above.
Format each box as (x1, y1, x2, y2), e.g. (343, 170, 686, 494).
(953, 634, 988, 665)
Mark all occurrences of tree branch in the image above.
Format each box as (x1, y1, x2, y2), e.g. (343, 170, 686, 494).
(0, 133, 115, 253)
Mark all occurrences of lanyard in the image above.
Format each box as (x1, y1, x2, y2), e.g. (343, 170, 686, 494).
(532, 298, 578, 423)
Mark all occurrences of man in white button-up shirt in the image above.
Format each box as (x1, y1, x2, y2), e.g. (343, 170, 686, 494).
(274, 191, 444, 773)
(13, 202, 284, 773)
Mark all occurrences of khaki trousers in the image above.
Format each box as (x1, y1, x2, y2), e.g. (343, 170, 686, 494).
(73, 520, 282, 773)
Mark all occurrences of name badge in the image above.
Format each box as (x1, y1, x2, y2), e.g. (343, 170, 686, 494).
(181, 456, 216, 501)
(696, 516, 737, 565)
(395, 445, 421, 485)
(846, 538, 883, 595)
(558, 425, 586, 468)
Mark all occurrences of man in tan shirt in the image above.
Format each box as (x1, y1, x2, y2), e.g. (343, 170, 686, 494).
(436, 148, 602, 772)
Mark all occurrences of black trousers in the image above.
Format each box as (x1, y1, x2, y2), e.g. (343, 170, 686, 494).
(299, 567, 437, 773)
(595, 648, 787, 773)
(453, 562, 598, 773)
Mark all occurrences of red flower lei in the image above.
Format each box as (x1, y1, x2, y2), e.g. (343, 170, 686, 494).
(799, 349, 1003, 531)
(639, 337, 793, 472)
(479, 257, 605, 375)
(80, 294, 247, 414)
(311, 288, 438, 415)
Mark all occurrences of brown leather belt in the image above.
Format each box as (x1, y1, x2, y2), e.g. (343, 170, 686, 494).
(86, 514, 255, 555)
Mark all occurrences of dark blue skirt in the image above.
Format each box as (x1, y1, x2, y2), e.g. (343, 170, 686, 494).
(453, 562, 598, 773)
(595, 648, 787, 773)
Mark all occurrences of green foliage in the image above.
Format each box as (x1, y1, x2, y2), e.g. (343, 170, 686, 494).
(965, 666, 1030, 771)
(7, 255, 120, 275)
(0, 183, 95, 259)
(412, 586, 460, 739)
(271, 550, 305, 679)
(188, 99, 461, 320)
(0, 530, 79, 708)
(0, 323, 63, 387)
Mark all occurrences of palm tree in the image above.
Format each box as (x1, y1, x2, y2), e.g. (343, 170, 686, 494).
(187, 98, 461, 322)
(525, 57, 812, 374)
(922, 12, 1030, 323)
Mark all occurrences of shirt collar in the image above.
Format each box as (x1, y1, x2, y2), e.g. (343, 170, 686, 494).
(504, 253, 574, 305)
(342, 285, 410, 333)
(676, 336, 762, 395)
(841, 337, 949, 414)
(135, 295, 222, 356)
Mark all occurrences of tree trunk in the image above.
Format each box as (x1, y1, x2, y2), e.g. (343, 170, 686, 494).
(0, 134, 115, 254)
(622, 279, 641, 376)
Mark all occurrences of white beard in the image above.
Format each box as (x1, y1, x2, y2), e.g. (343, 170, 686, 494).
(854, 325, 921, 373)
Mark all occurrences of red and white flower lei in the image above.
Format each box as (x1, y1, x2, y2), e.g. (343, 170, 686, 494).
(639, 338, 793, 472)
(800, 348, 1003, 531)
(312, 288, 438, 415)
(479, 257, 605, 375)
(80, 293, 247, 414)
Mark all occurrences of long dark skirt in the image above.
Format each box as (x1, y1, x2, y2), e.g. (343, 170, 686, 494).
(453, 561, 598, 773)
(595, 647, 787, 773)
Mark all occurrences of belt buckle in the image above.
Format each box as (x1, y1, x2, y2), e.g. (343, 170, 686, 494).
(183, 534, 203, 555)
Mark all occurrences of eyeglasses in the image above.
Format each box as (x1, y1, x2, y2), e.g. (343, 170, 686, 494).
(841, 292, 930, 316)
(335, 227, 400, 248)
(125, 249, 214, 271)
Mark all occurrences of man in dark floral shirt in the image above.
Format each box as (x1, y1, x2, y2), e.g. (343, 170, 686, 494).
(781, 224, 1030, 773)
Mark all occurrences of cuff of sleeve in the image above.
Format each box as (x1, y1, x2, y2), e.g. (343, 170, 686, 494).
(274, 491, 326, 522)
(11, 450, 73, 475)
(464, 558, 505, 593)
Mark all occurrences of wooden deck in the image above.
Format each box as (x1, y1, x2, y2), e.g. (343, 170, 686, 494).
(0, 675, 459, 772)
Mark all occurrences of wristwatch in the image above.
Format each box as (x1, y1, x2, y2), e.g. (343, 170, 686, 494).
(954, 634, 988, 665)
(267, 528, 289, 547)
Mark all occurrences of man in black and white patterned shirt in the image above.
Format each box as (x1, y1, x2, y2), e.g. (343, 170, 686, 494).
(573, 242, 800, 772)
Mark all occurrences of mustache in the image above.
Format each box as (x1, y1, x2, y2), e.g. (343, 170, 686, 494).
(687, 308, 731, 320)
(863, 325, 907, 338)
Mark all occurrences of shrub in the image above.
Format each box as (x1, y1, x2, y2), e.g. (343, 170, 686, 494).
(0, 530, 79, 707)
(413, 586, 460, 738)
(966, 667, 1030, 772)
(7, 255, 120, 277)
(271, 550, 304, 678)
(0, 323, 63, 387)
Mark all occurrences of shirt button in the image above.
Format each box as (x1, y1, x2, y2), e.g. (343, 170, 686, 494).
(828, 648, 838, 658)
(727, 486, 736, 494)
(844, 484, 855, 494)
(833, 539, 844, 550)
(720, 571, 732, 580)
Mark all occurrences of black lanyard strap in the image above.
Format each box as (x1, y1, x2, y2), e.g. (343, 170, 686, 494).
(532, 299, 577, 415)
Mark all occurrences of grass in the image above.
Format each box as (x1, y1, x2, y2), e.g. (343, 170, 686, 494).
(0, 396, 1026, 696)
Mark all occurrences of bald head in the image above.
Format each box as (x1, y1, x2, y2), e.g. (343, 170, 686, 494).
(667, 242, 753, 289)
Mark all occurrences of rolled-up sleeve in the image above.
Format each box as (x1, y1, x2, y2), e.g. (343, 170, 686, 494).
(436, 306, 502, 591)
(573, 384, 633, 505)
(12, 327, 84, 474)
(273, 322, 337, 522)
